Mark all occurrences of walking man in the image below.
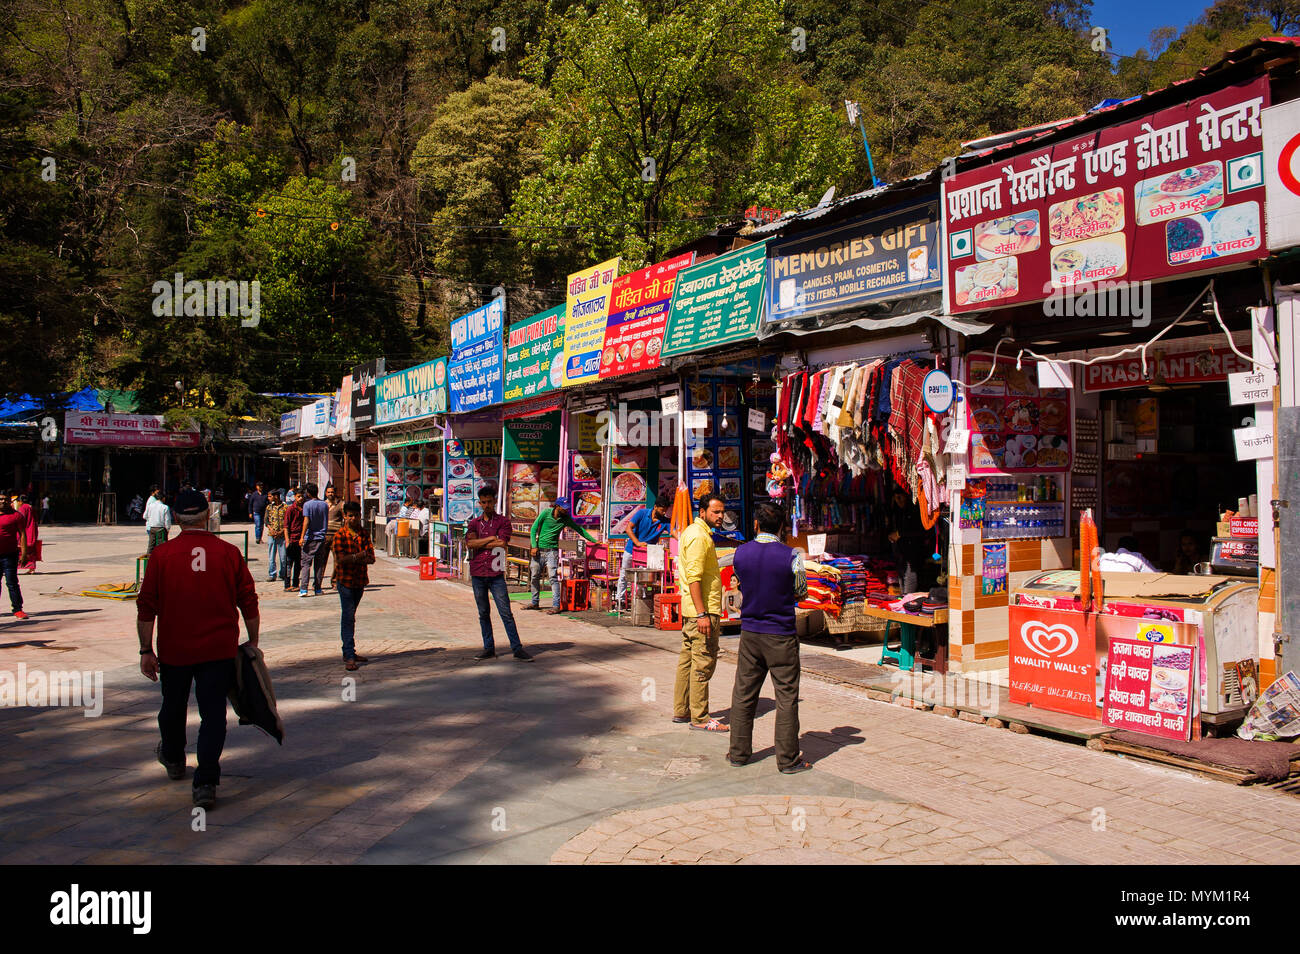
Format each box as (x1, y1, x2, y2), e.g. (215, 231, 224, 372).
(248, 481, 268, 545)
(526, 497, 597, 614)
(137, 489, 259, 809)
(0, 491, 30, 619)
(282, 490, 305, 592)
(264, 490, 286, 582)
(298, 483, 328, 597)
(41, 495, 50, 525)
(465, 486, 532, 661)
(330, 501, 374, 672)
(320, 484, 344, 587)
(727, 503, 811, 773)
(673, 493, 726, 731)
(615, 499, 670, 611)
(144, 486, 172, 554)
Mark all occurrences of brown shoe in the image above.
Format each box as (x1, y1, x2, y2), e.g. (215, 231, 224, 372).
(352, 653, 369, 663)
(345, 658, 359, 671)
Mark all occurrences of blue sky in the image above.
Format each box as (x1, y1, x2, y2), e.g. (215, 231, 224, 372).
(1089, 0, 1209, 58)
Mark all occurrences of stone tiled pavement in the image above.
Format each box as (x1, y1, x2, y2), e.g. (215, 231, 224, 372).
(2, 524, 1299, 864)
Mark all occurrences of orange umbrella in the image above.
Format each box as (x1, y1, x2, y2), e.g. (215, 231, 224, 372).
(670, 481, 693, 539)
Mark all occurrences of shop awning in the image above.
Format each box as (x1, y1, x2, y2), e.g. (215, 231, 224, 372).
(761, 308, 993, 340)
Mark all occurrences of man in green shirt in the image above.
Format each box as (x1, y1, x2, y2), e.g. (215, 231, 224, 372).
(526, 496, 597, 614)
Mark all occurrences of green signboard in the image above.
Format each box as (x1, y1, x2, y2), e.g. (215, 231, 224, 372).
(503, 305, 565, 402)
(503, 410, 561, 461)
(661, 241, 768, 357)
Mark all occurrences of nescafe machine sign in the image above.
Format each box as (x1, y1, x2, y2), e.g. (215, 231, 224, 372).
(350, 359, 385, 432)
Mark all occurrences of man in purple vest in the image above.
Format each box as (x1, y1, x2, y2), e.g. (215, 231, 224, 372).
(727, 502, 811, 774)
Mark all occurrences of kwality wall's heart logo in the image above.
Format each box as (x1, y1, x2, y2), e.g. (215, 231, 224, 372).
(1020, 621, 1079, 659)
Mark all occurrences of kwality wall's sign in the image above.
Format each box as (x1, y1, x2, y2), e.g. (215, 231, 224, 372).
(943, 75, 1270, 314)
(375, 357, 448, 426)
(449, 298, 505, 413)
(661, 241, 768, 357)
(350, 359, 384, 432)
(504, 305, 565, 402)
(764, 203, 941, 324)
(563, 257, 621, 386)
(598, 252, 694, 379)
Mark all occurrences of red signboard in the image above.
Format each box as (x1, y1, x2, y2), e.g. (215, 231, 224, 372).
(944, 75, 1269, 314)
(1081, 344, 1254, 391)
(1102, 637, 1196, 741)
(597, 252, 693, 380)
(1008, 605, 1097, 718)
(64, 411, 200, 448)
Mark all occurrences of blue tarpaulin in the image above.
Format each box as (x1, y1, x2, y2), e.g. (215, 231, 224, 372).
(0, 388, 112, 420)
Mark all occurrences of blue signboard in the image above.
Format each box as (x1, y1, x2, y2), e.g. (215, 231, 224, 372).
(763, 202, 942, 325)
(449, 299, 505, 413)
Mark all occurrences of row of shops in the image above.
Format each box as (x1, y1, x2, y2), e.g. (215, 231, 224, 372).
(236, 40, 1300, 742)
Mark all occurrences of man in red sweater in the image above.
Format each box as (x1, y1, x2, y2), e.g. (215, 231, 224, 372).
(0, 490, 29, 619)
(137, 489, 260, 809)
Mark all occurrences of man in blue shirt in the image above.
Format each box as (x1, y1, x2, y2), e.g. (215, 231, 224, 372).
(616, 500, 670, 610)
(297, 483, 330, 598)
(727, 502, 811, 774)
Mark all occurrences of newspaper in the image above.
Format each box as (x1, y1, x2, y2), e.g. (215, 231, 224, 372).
(1236, 670, 1300, 740)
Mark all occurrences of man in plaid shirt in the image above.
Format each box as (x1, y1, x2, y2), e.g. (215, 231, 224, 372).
(330, 501, 374, 671)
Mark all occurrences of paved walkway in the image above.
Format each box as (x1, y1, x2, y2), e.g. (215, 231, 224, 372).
(2, 524, 1299, 864)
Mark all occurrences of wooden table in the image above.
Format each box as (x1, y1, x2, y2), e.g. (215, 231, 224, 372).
(859, 606, 948, 673)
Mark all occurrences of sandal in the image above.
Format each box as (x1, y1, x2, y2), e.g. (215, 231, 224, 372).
(690, 718, 728, 732)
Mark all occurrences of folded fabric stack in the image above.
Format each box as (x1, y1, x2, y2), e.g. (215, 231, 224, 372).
(861, 557, 897, 607)
(802, 560, 843, 618)
(921, 586, 948, 615)
(820, 555, 866, 607)
(888, 591, 931, 614)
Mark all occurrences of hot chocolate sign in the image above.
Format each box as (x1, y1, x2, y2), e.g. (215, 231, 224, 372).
(943, 76, 1269, 313)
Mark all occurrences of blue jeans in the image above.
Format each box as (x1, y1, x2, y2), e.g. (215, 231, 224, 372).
(529, 548, 561, 608)
(338, 585, 364, 660)
(472, 575, 522, 653)
(266, 536, 285, 579)
(0, 552, 21, 612)
(252, 511, 264, 544)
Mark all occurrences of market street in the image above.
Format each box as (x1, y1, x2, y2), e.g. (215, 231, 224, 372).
(2, 524, 1299, 865)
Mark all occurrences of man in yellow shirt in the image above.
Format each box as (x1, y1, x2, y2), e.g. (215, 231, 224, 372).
(673, 493, 727, 730)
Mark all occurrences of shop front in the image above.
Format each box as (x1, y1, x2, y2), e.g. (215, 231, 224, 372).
(939, 57, 1288, 732)
(371, 357, 449, 540)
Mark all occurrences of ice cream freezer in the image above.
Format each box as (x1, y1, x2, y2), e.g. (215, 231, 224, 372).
(1008, 570, 1259, 731)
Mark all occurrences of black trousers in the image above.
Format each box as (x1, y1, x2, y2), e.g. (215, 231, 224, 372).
(159, 658, 236, 787)
(728, 629, 801, 770)
(283, 542, 301, 589)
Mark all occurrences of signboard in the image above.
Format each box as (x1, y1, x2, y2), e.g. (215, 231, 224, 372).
(922, 368, 954, 413)
(1008, 606, 1098, 718)
(443, 436, 502, 524)
(1082, 345, 1252, 391)
(1262, 98, 1300, 251)
(375, 358, 449, 426)
(1233, 425, 1274, 461)
(598, 253, 694, 379)
(64, 411, 200, 448)
(449, 298, 505, 413)
(503, 410, 561, 461)
(297, 402, 316, 438)
(661, 242, 768, 356)
(279, 409, 300, 438)
(1103, 637, 1196, 741)
(944, 76, 1270, 314)
(563, 257, 620, 386)
(764, 203, 940, 324)
(569, 449, 602, 528)
(503, 305, 565, 402)
(350, 359, 384, 432)
(311, 396, 334, 439)
(1228, 367, 1276, 404)
(334, 375, 353, 437)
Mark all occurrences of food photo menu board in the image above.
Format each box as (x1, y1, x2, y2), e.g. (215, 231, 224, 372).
(965, 353, 1072, 474)
(944, 75, 1269, 313)
(506, 461, 559, 536)
(608, 445, 650, 538)
(685, 381, 746, 539)
(569, 450, 602, 529)
(383, 443, 441, 519)
(443, 437, 502, 524)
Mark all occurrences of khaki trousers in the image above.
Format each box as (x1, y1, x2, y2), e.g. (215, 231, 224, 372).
(673, 614, 720, 724)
